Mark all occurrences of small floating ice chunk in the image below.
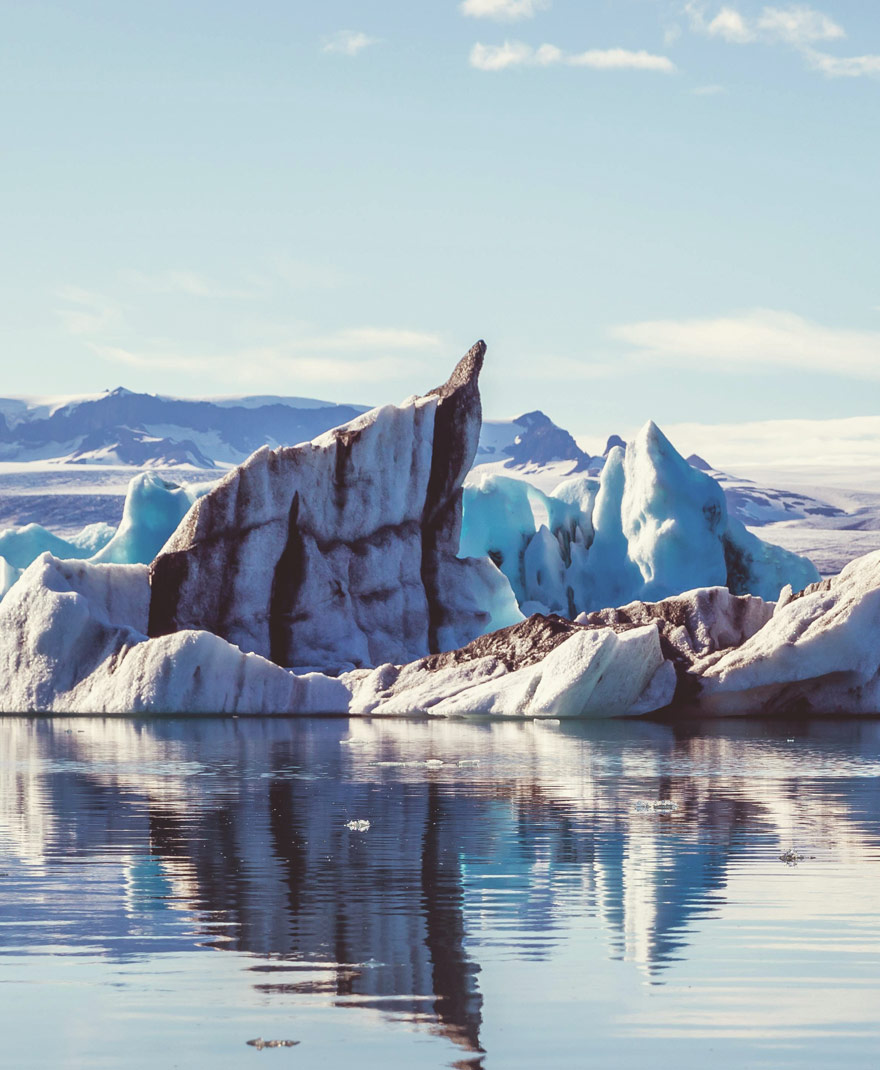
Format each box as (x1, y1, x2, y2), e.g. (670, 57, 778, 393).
(246, 1038, 300, 1049)
(534, 718, 561, 726)
(458, 759, 480, 767)
(633, 799, 678, 813)
(345, 819, 371, 832)
(779, 848, 806, 865)
(424, 759, 444, 768)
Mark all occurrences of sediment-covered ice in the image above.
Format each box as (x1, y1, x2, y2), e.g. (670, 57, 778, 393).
(690, 550, 880, 715)
(346, 620, 671, 718)
(0, 553, 348, 714)
(147, 342, 520, 671)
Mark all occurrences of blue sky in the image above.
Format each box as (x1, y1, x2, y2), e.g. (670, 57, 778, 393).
(2, 0, 879, 440)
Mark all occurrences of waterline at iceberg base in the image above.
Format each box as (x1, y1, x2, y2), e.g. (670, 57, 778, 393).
(1, 343, 878, 718)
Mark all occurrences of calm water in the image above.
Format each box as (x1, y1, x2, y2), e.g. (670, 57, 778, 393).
(2, 716, 880, 1069)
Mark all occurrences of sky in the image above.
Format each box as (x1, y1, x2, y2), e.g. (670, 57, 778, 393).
(2, 0, 879, 447)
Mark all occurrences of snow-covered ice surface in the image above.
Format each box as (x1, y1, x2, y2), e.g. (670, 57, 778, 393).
(733, 464, 880, 578)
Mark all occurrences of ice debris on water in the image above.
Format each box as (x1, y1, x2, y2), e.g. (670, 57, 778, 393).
(246, 1038, 300, 1049)
(458, 759, 480, 767)
(779, 848, 809, 865)
(345, 819, 371, 832)
(375, 759, 444, 768)
(633, 799, 678, 813)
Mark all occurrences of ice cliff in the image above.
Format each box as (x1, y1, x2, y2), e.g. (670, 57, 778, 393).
(147, 341, 519, 671)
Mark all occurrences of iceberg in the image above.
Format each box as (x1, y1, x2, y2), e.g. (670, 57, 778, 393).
(0, 341, 876, 719)
(0, 472, 217, 603)
(689, 550, 880, 716)
(461, 421, 819, 617)
(147, 342, 519, 671)
(91, 471, 215, 565)
(0, 521, 108, 571)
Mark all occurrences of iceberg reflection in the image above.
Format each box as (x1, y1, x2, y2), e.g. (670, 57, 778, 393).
(2, 716, 880, 1060)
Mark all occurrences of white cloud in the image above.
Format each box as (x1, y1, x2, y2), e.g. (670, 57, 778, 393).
(756, 5, 845, 46)
(609, 308, 880, 379)
(322, 30, 379, 57)
(684, 3, 880, 78)
(470, 40, 534, 70)
(707, 7, 756, 43)
(803, 48, 880, 78)
(686, 3, 844, 45)
(470, 41, 676, 72)
(569, 49, 677, 72)
(460, 0, 549, 20)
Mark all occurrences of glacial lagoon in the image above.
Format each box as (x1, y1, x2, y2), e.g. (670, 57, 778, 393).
(2, 716, 880, 1069)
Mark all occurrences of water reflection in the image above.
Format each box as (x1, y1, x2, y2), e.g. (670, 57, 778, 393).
(2, 716, 880, 1065)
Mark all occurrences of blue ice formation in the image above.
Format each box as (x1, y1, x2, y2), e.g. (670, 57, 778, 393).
(461, 421, 819, 616)
(0, 522, 114, 571)
(0, 472, 216, 601)
(91, 472, 215, 565)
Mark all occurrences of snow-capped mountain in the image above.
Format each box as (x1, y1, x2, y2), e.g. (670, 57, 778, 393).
(474, 410, 594, 491)
(694, 461, 845, 526)
(0, 387, 369, 468)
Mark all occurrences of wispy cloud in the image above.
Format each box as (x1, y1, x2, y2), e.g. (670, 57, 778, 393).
(91, 343, 419, 384)
(470, 41, 676, 72)
(692, 83, 727, 94)
(460, 0, 549, 20)
(57, 270, 439, 388)
(756, 5, 845, 46)
(609, 308, 880, 379)
(684, 3, 880, 78)
(311, 327, 441, 351)
(650, 414, 880, 469)
(803, 48, 880, 78)
(55, 287, 124, 337)
(322, 30, 380, 57)
(685, 2, 844, 44)
(125, 269, 261, 300)
(698, 5, 756, 43)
